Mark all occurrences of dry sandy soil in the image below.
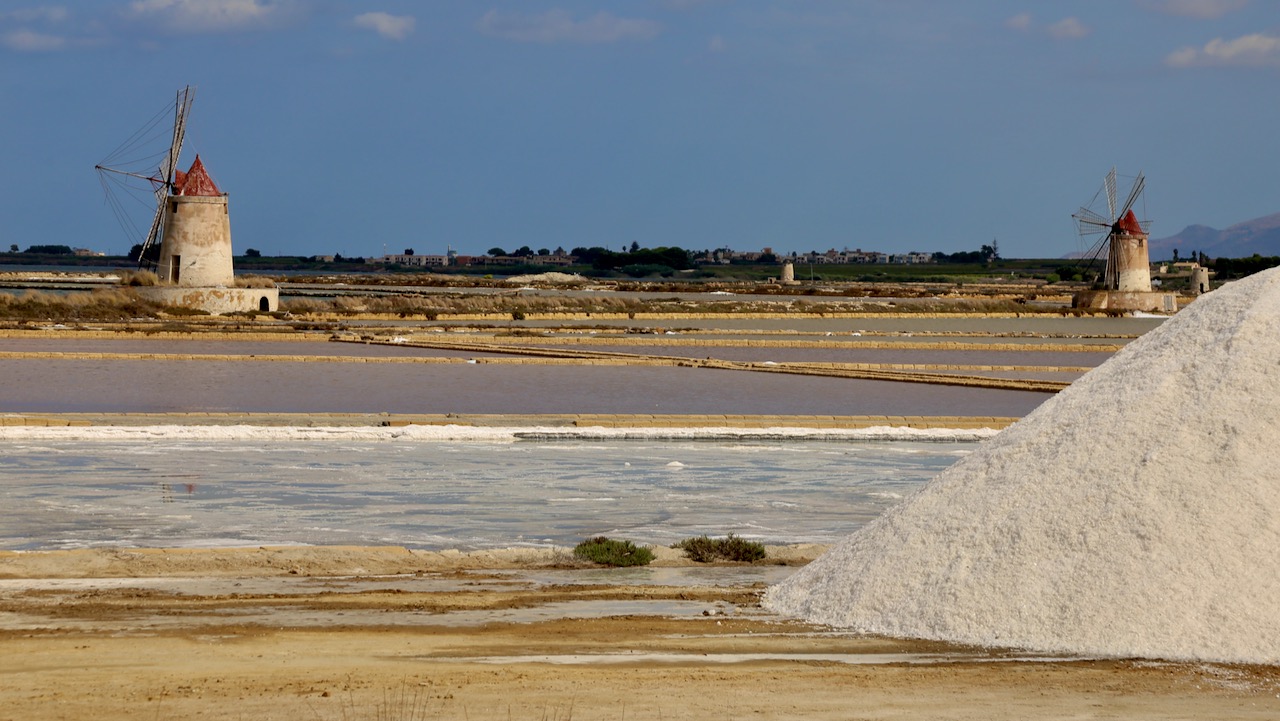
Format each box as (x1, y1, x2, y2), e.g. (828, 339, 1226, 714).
(2, 546, 1278, 721)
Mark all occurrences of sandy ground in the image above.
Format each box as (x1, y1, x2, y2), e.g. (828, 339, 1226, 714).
(0, 322, 1265, 719)
(2, 547, 1278, 721)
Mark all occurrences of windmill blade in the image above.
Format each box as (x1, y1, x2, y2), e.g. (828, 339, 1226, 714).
(1073, 207, 1112, 229)
(137, 201, 166, 271)
(1118, 171, 1145, 218)
(1105, 166, 1117, 222)
(1072, 228, 1111, 287)
(162, 86, 195, 188)
(1080, 233, 1109, 264)
(137, 86, 194, 270)
(1076, 221, 1111, 236)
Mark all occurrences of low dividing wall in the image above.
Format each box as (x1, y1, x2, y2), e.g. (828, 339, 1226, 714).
(137, 286, 279, 314)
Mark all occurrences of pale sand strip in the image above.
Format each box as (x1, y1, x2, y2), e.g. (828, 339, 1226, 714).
(0, 350, 1091, 372)
(339, 338, 1073, 392)
(296, 310, 1066, 321)
(0, 329, 325, 341)
(0, 349, 1073, 392)
(0, 412, 1019, 429)
(0, 543, 828, 579)
(396, 335, 1127, 352)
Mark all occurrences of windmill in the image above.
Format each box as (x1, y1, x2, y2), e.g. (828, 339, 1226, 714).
(94, 87, 277, 313)
(95, 86, 195, 271)
(1072, 167, 1152, 293)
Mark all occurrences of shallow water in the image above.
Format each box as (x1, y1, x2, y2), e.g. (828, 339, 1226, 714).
(0, 357, 1050, 416)
(0, 438, 968, 551)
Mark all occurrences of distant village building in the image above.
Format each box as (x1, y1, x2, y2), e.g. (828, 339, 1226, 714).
(538, 254, 575, 266)
(797, 248, 907, 265)
(367, 253, 449, 267)
(891, 251, 934, 264)
(365, 244, 940, 269)
(443, 252, 576, 267)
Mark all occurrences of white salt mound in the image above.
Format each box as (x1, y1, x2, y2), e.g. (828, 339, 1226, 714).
(765, 268, 1280, 664)
(504, 272, 588, 285)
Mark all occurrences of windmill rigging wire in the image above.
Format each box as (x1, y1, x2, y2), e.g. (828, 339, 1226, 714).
(97, 98, 176, 171)
(98, 171, 148, 245)
(95, 92, 191, 249)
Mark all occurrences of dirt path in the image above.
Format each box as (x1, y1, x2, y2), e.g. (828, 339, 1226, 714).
(2, 547, 1277, 720)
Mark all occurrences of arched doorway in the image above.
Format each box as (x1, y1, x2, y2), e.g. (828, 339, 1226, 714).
(259, 296, 270, 312)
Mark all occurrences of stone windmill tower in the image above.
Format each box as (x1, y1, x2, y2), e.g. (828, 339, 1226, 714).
(97, 86, 277, 314)
(1070, 167, 1176, 313)
(156, 155, 234, 287)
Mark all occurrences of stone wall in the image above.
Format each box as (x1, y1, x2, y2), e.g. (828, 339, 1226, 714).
(138, 286, 279, 314)
(1071, 290, 1178, 312)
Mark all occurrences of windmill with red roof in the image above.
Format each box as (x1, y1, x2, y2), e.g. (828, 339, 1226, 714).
(95, 87, 277, 313)
(1072, 167, 1153, 293)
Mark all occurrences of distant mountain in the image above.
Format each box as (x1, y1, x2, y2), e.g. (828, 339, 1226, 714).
(1149, 212, 1280, 260)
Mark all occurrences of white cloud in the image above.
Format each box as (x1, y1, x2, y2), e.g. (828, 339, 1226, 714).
(1004, 13, 1089, 39)
(477, 9, 660, 44)
(1139, 0, 1250, 20)
(662, 0, 727, 9)
(2, 28, 66, 51)
(1047, 17, 1091, 39)
(1004, 13, 1032, 32)
(354, 12, 414, 41)
(1166, 32, 1280, 67)
(127, 0, 294, 33)
(2, 6, 70, 23)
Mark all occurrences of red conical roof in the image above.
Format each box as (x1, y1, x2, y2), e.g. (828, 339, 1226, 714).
(1116, 209, 1144, 235)
(174, 155, 221, 196)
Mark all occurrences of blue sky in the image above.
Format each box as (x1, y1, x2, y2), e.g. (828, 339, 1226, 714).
(1, 1, 1277, 260)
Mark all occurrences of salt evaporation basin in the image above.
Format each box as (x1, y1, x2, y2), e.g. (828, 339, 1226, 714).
(765, 268, 1280, 664)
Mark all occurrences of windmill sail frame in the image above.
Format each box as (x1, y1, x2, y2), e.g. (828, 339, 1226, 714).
(1072, 166, 1149, 292)
(95, 86, 195, 271)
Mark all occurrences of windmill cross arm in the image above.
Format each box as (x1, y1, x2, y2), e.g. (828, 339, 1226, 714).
(95, 165, 164, 184)
(1119, 173, 1145, 218)
(1073, 205, 1111, 223)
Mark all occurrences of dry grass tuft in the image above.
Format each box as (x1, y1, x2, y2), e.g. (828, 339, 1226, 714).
(0, 288, 168, 321)
(120, 270, 160, 286)
(235, 275, 277, 288)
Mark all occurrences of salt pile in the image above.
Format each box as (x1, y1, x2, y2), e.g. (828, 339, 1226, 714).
(765, 268, 1280, 664)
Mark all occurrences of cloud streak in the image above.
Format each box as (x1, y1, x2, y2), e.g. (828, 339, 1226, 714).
(477, 9, 660, 44)
(1047, 17, 1091, 40)
(2, 28, 66, 51)
(1166, 32, 1280, 67)
(354, 12, 414, 41)
(1004, 13, 1032, 32)
(1139, 0, 1250, 20)
(2, 6, 70, 23)
(126, 0, 296, 34)
(1004, 13, 1091, 39)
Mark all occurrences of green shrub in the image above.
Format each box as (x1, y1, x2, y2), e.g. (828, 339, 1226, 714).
(674, 534, 767, 563)
(572, 536, 654, 567)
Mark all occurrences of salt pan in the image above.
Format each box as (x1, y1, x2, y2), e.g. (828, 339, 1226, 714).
(765, 268, 1280, 664)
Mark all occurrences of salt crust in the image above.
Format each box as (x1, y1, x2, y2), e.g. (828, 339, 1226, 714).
(0, 425, 997, 443)
(765, 268, 1280, 664)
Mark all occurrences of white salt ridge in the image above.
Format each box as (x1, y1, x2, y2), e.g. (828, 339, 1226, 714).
(765, 268, 1280, 664)
(0, 424, 998, 444)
